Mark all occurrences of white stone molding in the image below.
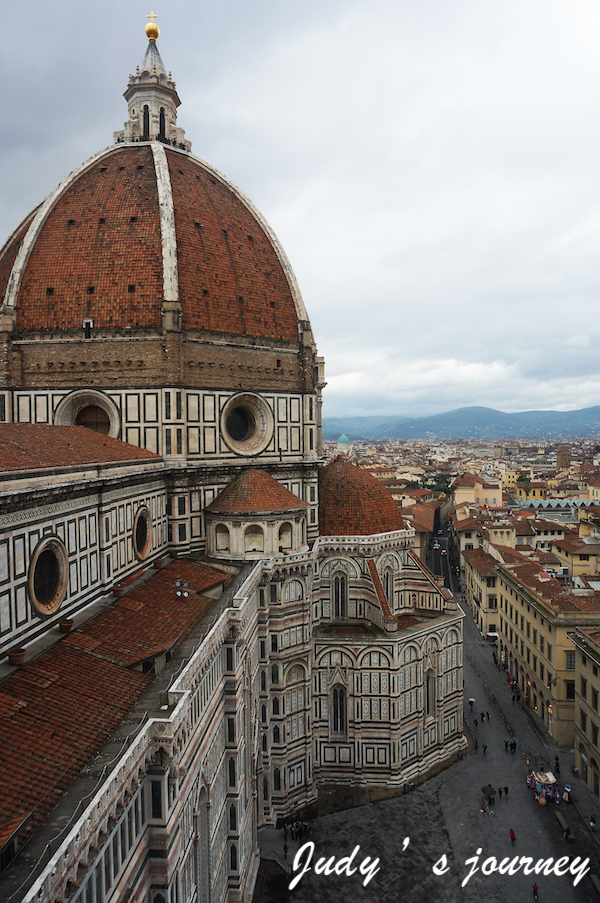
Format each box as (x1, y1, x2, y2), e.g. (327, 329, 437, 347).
(151, 143, 180, 307)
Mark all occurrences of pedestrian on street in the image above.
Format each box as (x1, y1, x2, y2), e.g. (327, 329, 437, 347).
(475, 739, 478, 749)
(487, 711, 491, 721)
(284, 842, 288, 859)
(483, 744, 487, 755)
(512, 695, 516, 705)
(505, 785, 509, 799)
(481, 711, 485, 722)
(504, 739, 509, 752)
(499, 786, 503, 799)
(474, 718, 478, 727)
(469, 700, 473, 710)
(509, 828, 516, 846)
(533, 883, 539, 900)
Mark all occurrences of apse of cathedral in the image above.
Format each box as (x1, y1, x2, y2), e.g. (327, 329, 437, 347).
(0, 18, 466, 903)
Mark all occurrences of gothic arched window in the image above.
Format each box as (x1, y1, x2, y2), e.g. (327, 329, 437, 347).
(425, 670, 436, 718)
(332, 574, 348, 619)
(332, 685, 346, 733)
(143, 105, 150, 140)
(384, 568, 394, 606)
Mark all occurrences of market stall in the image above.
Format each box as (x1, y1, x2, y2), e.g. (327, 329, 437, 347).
(526, 770, 572, 805)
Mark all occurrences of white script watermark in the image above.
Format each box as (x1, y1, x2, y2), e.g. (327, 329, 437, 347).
(288, 839, 590, 890)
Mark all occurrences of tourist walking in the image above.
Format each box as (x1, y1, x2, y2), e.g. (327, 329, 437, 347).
(533, 882, 539, 900)
(498, 786, 503, 799)
(483, 744, 487, 755)
(504, 784, 509, 799)
(509, 828, 516, 846)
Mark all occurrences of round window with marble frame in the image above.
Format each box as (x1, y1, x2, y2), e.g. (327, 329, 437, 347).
(54, 389, 121, 438)
(28, 535, 69, 618)
(133, 505, 153, 561)
(220, 393, 274, 456)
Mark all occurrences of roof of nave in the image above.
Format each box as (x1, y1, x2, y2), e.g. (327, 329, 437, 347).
(319, 457, 404, 536)
(0, 559, 226, 844)
(205, 468, 309, 516)
(0, 424, 159, 473)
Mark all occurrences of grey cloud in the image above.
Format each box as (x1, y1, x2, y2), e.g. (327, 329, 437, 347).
(3, 1, 600, 420)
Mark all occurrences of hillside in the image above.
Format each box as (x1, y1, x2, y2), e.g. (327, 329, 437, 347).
(323, 406, 600, 440)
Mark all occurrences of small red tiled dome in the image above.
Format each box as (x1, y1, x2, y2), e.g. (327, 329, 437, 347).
(206, 469, 308, 516)
(319, 457, 403, 536)
(0, 144, 305, 339)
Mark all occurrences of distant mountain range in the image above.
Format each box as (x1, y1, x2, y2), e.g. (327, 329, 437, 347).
(322, 406, 600, 441)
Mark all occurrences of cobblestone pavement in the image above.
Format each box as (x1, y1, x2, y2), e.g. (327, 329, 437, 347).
(255, 595, 600, 902)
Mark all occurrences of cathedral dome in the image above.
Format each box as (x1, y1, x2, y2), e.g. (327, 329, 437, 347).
(206, 469, 308, 516)
(0, 143, 307, 338)
(319, 457, 404, 536)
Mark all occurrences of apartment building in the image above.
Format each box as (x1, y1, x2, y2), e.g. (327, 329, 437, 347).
(569, 628, 600, 800)
(497, 562, 600, 744)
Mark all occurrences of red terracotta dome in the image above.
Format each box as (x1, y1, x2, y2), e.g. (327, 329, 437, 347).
(0, 143, 307, 338)
(319, 457, 404, 536)
(206, 469, 308, 516)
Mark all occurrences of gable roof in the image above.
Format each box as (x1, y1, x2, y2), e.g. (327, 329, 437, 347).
(0, 560, 225, 844)
(0, 424, 159, 473)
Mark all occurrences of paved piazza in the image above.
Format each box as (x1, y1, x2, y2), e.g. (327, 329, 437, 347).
(256, 602, 600, 902)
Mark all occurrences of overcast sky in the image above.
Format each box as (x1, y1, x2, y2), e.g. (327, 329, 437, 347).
(3, 1, 600, 418)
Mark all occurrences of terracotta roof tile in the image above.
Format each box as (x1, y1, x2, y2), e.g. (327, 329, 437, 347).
(206, 469, 308, 516)
(319, 457, 403, 536)
(167, 151, 299, 340)
(5, 145, 301, 340)
(462, 548, 499, 577)
(0, 424, 160, 472)
(16, 146, 163, 331)
(0, 559, 225, 838)
(366, 559, 393, 620)
(396, 614, 422, 629)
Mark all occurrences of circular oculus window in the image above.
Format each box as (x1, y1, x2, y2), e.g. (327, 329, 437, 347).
(220, 393, 274, 456)
(28, 536, 69, 617)
(133, 506, 152, 560)
(54, 389, 120, 438)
